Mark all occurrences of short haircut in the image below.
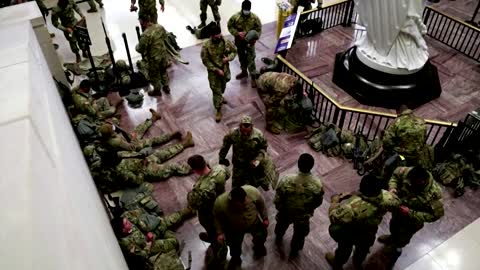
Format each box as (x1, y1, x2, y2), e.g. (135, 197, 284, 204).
(230, 187, 247, 202)
(298, 153, 314, 173)
(187, 155, 207, 171)
(407, 166, 430, 184)
(79, 79, 91, 90)
(359, 174, 382, 197)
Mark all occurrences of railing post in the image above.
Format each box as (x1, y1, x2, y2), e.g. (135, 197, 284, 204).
(342, 0, 351, 27)
(337, 110, 347, 129)
(423, 7, 432, 26)
(332, 106, 340, 126)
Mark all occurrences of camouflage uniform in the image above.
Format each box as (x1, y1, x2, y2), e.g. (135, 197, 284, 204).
(103, 119, 174, 152)
(386, 167, 444, 248)
(219, 127, 269, 188)
(200, 0, 221, 24)
(328, 190, 400, 266)
(149, 250, 184, 270)
(227, 11, 262, 79)
(122, 208, 190, 239)
(51, 0, 85, 55)
(71, 86, 116, 119)
(383, 109, 427, 166)
(87, 0, 103, 11)
(116, 150, 191, 186)
(136, 23, 169, 93)
(201, 37, 237, 111)
(213, 185, 268, 259)
(274, 172, 324, 252)
(120, 182, 163, 215)
(83, 143, 118, 193)
(257, 72, 297, 129)
(136, 0, 165, 23)
(188, 165, 230, 267)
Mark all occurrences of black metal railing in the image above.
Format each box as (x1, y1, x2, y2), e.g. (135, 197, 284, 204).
(277, 55, 456, 146)
(296, 0, 354, 38)
(423, 6, 480, 62)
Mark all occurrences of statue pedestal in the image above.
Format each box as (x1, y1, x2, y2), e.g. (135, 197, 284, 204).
(332, 46, 442, 109)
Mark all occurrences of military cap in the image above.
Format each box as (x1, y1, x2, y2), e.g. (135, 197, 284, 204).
(245, 30, 259, 43)
(240, 115, 252, 124)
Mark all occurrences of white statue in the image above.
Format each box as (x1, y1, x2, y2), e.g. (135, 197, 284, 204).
(354, 0, 428, 74)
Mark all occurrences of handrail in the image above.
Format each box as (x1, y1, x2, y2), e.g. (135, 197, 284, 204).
(276, 55, 456, 128)
(426, 6, 480, 32)
(300, 0, 351, 16)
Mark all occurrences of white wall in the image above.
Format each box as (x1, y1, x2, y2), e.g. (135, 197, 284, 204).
(0, 6, 128, 270)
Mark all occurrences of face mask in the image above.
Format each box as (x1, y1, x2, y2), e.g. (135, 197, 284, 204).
(242, 10, 251, 16)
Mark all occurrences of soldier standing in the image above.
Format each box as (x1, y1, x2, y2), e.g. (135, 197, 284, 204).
(130, 0, 165, 23)
(257, 71, 299, 134)
(200, 24, 237, 122)
(198, 0, 221, 28)
(136, 16, 170, 96)
(87, 0, 103, 13)
(213, 186, 269, 268)
(219, 115, 270, 189)
(378, 167, 444, 259)
(187, 155, 230, 268)
(227, 0, 262, 87)
(51, 0, 86, 63)
(326, 174, 400, 269)
(274, 153, 324, 257)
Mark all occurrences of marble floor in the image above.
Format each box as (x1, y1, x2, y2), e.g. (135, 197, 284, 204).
(30, 0, 480, 269)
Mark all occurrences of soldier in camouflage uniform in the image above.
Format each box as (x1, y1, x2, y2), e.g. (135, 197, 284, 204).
(257, 71, 298, 134)
(227, 0, 262, 87)
(200, 24, 237, 122)
(51, 0, 86, 63)
(187, 155, 230, 268)
(274, 153, 324, 257)
(112, 207, 192, 267)
(219, 115, 272, 189)
(382, 105, 428, 166)
(71, 79, 122, 120)
(130, 0, 165, 23)
(326, 174, 400, 269)
(98, 110, 179, 152)
(83, 143, 118, 193)
(120, 183, 163, 215)
(213, 186, 269, 267)
(198, 0, 221, 28)
(378, 166, 444, 256)
(87, 0, 103, 13)
(136, 16, 170, 96)
(115, 132, 194, 186)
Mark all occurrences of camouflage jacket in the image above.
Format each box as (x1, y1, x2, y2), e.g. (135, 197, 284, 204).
(72, 87, 97, 117)
(122, 209, 166, 238)
(187, 165, 230, 212)
(51, 0, 83, 31)
(105, 132, 136, 152)
(328, 190, 400, 227)
(118, 223, 152, 259)
(219, 127, 268, 166)
(201, 38, 237, 74)
(136, 23, 168, 63)
(213, 185, 267, 233)
(383, 109, 427, 157)
(149, 250, 184, 270)
(227, 12, 262, 38)
(274, 172, 324, 218)
(116, 158, 145, 185)
(257, 72, 297, 106)
(389, 167, 444, 224)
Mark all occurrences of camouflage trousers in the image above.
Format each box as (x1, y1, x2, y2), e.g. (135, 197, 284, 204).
(145, 161, 192, 182)
(139, 8, 158, 23)
(225, 221, 267, 258)
(94, 97, 116, 119)
(199, 209, 228, 268)
(150, 230, 179, 255)
(200, 0, 220, 22)
(130, 118, 177, 149)
(147, 143, 186, 164)
(147, 59, 169, 91)
(63, 29, 84, 54)
(208, 71, 230, 110)
(88, 0, 102, 9)
(236, 42, 257, 79)
(388, 214, 424, 249)
(150, 250, 184, 270)
(275, 212, 311, 251)
(329, 223, 378, 266)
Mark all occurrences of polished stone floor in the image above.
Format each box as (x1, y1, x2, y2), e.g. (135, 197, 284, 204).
(36, 0, 480, 269)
